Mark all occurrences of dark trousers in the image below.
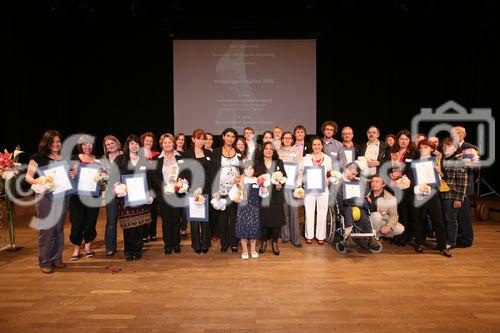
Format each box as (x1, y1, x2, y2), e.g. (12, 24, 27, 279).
(457, 196, 474, 246)
(190, 221, 210, 250)
(69, 196, 99, 245)
(36, 195, 69, 268)
(180, 213, 188, 232)
(159, 199, 182, 250)
(442, 198, 459, 247)
(414, 194, 446, 250)
(209, 207, 219, 238)
(261, 226, 281, 242)
(397, 189, 416, 242)
(123, 226, 143, 257)
(218, 203, 238, 249)
(342, 206, 372, 233)
(142, 199, 158, 239)
(104, 196, 118, 252)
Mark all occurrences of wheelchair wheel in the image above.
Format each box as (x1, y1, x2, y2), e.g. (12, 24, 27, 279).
(335, 241, 348, 254)
(326, 206, 336, 243)
(368, 239, 383, 253)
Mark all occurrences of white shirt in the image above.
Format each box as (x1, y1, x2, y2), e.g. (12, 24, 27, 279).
(365, 140, 380, 176)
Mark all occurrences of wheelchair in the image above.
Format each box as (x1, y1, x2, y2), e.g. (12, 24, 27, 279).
(326, 202, 382, 254)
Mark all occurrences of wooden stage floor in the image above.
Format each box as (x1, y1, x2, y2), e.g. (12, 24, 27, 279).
(1, 211, 500, 333)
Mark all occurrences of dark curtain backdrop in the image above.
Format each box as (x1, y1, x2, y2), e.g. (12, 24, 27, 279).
(3, 0, 498, 188)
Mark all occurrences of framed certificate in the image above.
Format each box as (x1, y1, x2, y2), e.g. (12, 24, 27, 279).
(75, 163, 100, 196)
(344, 181, 362, 199)
(304, 166, 325, 193)
(344, 148, 355, 164)
(37, 160, 76, 199)
(186, 194, 209, 222)
(411, 157, 440, 188)
(121, 173, 149, 207)
(283, 162, 298, 189)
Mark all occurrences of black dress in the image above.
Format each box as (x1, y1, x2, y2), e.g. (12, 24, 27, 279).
(254, 159, 287, 241)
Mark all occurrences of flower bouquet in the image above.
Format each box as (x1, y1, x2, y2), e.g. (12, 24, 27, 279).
(293, 187, 305, 199)
(31, 175, 56, 194)
(327, 169, 342, 185)
(211, 192, 227, 211)
(194, 194, 206, 206)
(271, 171, 287, 186)
(174, 178, 189, 193)
(114, 183, 128, 197)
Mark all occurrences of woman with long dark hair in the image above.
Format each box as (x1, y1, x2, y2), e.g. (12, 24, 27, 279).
(255, 142, 287, 255)
(210, 128, 242, 253)
(69, 134, 101, 260)
(25, 130, 74, 273)
(389, 129, 419, 247)
(114, 135, 153, 261)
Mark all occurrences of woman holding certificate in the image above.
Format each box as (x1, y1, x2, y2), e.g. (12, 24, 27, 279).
(389, 130, 419, 247)
(115, 135, 153, 261)
(255, 142, 287, 255)
(278, 131, 303, 247)
(69, 135, 101, 260)
(101, 135, 122, 257)
(210, 128, 241, 253)
(182, 129, 213, 254)
(412, 140, 451, 257)
(26, 130, 74, 274)
(151, 133, 184, 255)
(301, 137, 332, 245)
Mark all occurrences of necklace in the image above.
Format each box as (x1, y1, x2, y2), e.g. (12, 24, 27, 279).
(223, 146, 234, 157)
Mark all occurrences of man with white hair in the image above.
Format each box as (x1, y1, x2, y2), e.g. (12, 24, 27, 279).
(450, 126, 478, 247)
(367, 175, 405, 238)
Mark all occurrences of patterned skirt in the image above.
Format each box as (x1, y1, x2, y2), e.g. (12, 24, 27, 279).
(117, 197, 151, 229)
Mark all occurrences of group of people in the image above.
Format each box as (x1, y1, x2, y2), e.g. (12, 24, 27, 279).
(25, 121, 477, 273)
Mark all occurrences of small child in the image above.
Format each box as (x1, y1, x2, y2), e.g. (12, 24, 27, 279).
(232, 163, 261, 260)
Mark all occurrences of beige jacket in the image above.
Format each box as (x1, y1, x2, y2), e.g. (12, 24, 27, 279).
(372, 190, 399, 229)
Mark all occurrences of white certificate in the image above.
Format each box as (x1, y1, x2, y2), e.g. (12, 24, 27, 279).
(43, 164, 74, 195)
(77, 166, 99, 193)
(125, 176, 147, 202)
(344, 149, 355, 163)
(283, 163, 298, 189)
(304, 166, 326, 193)
(413, 160, 438, 185)
(188, 197, 206, 219)
(344, 183, 362, 199)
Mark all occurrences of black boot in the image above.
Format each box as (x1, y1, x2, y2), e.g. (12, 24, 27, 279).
(271, 241, 280, 256)
(259, 241, 267, 253)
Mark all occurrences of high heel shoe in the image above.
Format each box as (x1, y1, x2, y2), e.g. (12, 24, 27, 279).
(259, 241, 267, 254)
(271, 241, 280, 256)
(231, 246, 238, 253)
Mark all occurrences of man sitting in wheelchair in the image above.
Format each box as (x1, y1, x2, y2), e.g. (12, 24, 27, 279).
(333, 162, 382, 253)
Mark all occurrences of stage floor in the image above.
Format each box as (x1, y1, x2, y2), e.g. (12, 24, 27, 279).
(1, 211, 500, 333)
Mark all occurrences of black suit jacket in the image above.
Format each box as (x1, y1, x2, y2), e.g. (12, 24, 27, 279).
(359, 141, 390, 165)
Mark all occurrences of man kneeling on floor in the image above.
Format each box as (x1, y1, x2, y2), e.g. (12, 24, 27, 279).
(367, 174, 405, 238)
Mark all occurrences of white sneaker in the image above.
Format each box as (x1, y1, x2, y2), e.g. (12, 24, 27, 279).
(251, 252, 259, 259)
(241, 252, 249, 260)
